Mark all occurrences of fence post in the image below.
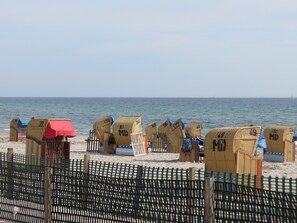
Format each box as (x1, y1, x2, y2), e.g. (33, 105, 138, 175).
(64, 140, 70, 160)
(83, 154, 90, 209)
(7, 148, 14, 199)
(44, 167, 52, 223)
(132, 165, 143, 218)
(86, 130, 91, 152)
(188, 167, 196, 223)
(204, 177, 215, 223)
(7, 148, 13, 161)
(103, 133, 110, 154)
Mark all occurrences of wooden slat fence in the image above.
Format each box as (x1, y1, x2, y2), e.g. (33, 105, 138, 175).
(0, 151, 297, 222)
(86, 130, 101, 152)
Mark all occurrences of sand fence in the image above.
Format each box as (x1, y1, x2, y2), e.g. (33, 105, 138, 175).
(0, 149, 296, 222)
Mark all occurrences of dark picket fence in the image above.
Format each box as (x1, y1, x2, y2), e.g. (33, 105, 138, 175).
(0, 151, 296, 222)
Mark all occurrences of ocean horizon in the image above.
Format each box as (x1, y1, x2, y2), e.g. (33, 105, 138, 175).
(0, 97, 296, 136)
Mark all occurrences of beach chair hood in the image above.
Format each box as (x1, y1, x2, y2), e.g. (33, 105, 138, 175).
(44, 120, 76, 139)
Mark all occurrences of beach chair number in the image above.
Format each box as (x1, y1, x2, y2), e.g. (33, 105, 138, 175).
(213, 139, 226, 151)
(172, 122, 179, 129)
(39, 121, 45, 127)
(217, 132, 225, 138)
(250, 128, 257, 136)
(269, 130, 279, 141)
(118, 130, 128, 136)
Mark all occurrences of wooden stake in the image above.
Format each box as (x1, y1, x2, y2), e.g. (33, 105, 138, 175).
(44, 167, 52, 223)
(204, 177, 215, 223)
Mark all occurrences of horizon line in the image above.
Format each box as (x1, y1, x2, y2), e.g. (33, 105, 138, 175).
(0, 96, 295, 99)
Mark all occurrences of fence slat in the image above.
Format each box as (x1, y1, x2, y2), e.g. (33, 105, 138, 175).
(7, 148, 14, 200)
(44, 167, 52, 223)
(204, 177, 215, 223)
(1, 152, 297, 222)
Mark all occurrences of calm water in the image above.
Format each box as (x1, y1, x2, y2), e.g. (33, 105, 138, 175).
(0, 97, 296, 136)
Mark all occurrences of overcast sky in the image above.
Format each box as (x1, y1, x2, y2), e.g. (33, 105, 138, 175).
(0, 1, 296, 97)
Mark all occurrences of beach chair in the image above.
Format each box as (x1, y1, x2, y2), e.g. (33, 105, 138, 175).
(167, 118, 185, 153)
(87, 115, 113, 152)
(179, 122, 204, 162)
(26, 118, 76, 167)
(204, 126, 262, 188)
(150, 119, 172, 152)
(111, 115, 142, 155)
(9, 118, 28, 142)
(263, 125, 295, 162)
(184, 122, 203, 138)
(179, 138, 202, 162)
(145, 121, 157, 147)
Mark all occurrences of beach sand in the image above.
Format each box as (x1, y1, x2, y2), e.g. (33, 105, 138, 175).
(0, 135, 296, 178)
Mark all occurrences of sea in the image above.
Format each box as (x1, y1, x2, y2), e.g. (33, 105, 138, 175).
(0, 97, 296, 137)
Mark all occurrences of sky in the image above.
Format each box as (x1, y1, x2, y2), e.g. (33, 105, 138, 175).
(0, 1, 297, 97)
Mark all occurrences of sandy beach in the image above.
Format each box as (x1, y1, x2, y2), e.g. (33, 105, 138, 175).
(0, 134, 297, 179)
